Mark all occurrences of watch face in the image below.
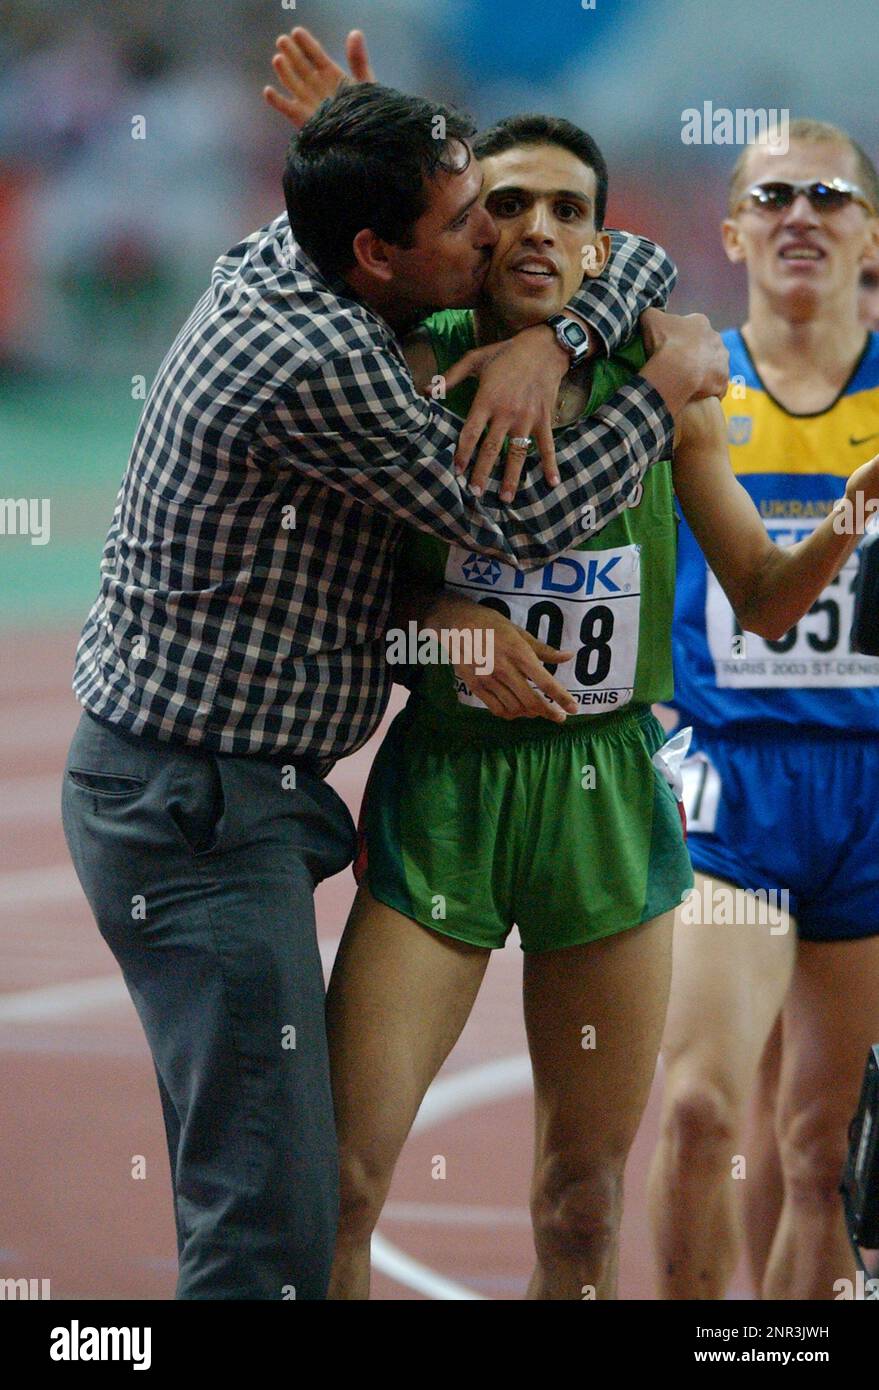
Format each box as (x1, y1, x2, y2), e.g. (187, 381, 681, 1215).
(563, 322, 589, 348)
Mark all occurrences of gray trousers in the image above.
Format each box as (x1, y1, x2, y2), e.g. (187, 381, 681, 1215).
(62, 712, 356, 1300)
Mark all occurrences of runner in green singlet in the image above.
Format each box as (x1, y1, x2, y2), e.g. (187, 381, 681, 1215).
(323, 115, 879, 1301)
(360, 318, 686, 952)
(261, 23, 879, 1300)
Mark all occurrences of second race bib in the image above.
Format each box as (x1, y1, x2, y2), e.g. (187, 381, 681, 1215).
(706, 520, 879, 689)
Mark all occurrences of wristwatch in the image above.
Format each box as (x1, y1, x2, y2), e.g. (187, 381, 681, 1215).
(546, 313, 592, 367)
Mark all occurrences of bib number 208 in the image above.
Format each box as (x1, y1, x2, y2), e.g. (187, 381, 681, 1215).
(476, 596, 615, 684)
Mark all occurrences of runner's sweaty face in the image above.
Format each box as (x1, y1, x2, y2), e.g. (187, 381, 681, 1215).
(722, 141, 879, 318)
(475, 144, 610, 334)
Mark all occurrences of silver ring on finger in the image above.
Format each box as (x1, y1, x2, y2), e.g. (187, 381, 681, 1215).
(510, 436, 531, 450)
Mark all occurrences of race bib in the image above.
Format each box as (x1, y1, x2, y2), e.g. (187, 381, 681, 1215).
(706, 521, 879, 689)
(444, 542, 641, 712)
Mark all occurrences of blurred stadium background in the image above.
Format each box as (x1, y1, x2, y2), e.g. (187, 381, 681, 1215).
(1, 0, 876, 1299)
(2, 0, 878, 626)
(0, 0, 873, 625)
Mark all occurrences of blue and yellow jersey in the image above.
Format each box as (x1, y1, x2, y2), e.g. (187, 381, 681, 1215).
(672, 327, 879, 735)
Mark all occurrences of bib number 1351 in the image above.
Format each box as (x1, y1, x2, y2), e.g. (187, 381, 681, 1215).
(707, 533, 879, 688)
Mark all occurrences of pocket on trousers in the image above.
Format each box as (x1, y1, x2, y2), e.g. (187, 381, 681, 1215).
(67, 769, 148, 798)
(166, 755, 226, 857)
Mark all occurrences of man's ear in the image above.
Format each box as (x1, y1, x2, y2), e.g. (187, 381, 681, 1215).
(352, 227, 394, 283)
(582, 231, 612, 279)
(721, 217, 746, 264)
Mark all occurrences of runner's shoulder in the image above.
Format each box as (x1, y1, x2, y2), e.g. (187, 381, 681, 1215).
(420, 309, 477, 366)
(850, 329, 879, 392)
(719, 326, 759, 386)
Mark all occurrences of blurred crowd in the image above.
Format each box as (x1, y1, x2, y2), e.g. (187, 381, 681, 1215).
(0, 0, 876, 375)
(0, 1, 294, 370)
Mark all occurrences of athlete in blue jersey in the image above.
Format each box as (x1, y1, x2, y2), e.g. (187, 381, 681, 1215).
(649, 120, 879, 1300)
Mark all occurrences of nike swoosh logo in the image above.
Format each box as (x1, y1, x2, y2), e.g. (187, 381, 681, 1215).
(850, 432, 879, 447)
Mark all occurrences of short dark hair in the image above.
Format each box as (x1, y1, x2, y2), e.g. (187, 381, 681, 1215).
(284, 83, 476, 280)
(473, 114, 609, 229)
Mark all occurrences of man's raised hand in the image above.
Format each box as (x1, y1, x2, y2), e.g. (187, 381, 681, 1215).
(640, 307, 729, 410)
(263, 27, 374, 128)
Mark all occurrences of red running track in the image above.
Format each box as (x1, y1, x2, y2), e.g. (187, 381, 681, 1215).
(0, 629, 753, 1300)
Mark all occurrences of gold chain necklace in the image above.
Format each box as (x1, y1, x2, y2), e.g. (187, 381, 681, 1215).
(553, 381, 572, 426)
(553, 367, 587, 427)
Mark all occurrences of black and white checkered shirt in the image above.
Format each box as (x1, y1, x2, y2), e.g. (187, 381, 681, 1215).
(73, 215, 676, 772)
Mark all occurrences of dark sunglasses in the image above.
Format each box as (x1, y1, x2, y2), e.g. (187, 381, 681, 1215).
(738, 178, 875, 215)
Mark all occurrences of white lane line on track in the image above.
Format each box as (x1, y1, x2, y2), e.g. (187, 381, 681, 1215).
(371, 1054, 533, 1301)
(409, 1053, 532, 1134)
(0, 975, 129, 1022)
(0, 854, 527, 1302)
(0, 939, 343, 1024)
(0, 864, 80, 907)
(370, 1234, 487, 1302)
(382, 1201, 530, 1227)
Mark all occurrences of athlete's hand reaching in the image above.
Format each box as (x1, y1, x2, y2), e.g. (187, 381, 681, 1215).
(422, 593, 578, 722)
(844, 452, 879, 524)
(263, 27, 374, 127)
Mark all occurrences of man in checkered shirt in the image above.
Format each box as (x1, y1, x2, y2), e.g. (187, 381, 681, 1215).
(61, 82, 726, 1300)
